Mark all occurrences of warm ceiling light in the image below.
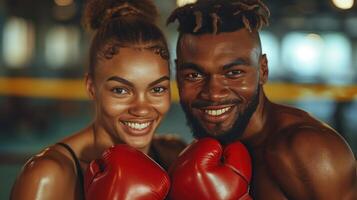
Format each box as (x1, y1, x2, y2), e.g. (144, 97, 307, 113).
(331, 0, 354, 10)
(177, 0, 197, 7)
(54, 0, 73, 7)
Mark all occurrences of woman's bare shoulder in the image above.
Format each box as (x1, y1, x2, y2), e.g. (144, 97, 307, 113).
(11, 145, 78, 200)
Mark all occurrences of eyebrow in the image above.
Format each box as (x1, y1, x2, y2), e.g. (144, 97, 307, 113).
(222, 58, 250, 70)
(106, 76, 170, 88)
(107, 76, 134, 87)
(178, 62, 205, 73)
(148, 76, 170, 87)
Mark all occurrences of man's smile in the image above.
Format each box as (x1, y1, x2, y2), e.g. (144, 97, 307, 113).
(203, 106, 233, 116)
(195, 104, 236, 124)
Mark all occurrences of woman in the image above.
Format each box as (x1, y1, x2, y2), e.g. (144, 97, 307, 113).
(11, 0, 186, 199)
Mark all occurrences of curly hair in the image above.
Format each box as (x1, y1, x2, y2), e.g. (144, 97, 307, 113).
(167, 0, 270, 35)
(83, 0, 170, 78)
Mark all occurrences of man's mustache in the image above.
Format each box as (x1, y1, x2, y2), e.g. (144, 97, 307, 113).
(192, 99, 242, 108)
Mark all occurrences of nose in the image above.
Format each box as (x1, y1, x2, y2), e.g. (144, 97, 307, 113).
(200, 75, 229, 102)
(128, 94, 151, 117)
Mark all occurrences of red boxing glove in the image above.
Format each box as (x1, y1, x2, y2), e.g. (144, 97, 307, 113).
(84, 145, 170, 200)
(168, 138, 252, 200)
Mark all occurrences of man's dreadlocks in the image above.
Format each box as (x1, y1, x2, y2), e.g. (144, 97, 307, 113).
(167, 0, 270, 35)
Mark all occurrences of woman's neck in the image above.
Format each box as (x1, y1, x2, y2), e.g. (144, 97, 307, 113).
(92, 123, 150, 156)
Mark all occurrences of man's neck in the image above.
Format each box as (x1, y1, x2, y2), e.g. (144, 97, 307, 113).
(240, 92, 271, 147)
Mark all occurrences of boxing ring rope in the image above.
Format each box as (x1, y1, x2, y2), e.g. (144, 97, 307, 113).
(1, 77, 357, 102)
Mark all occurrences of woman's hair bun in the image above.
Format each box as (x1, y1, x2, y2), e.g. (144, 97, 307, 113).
(83, 0, 159, 31)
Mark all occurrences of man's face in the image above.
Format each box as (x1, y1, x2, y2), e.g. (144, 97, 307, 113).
(176, 29, 267, 143)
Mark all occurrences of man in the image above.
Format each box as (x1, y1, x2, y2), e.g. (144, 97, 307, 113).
(167, 0, 356, 199)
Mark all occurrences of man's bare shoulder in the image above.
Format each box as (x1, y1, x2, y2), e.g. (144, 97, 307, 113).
(11, 146, 77, 200)
(267, 122, 354, 163)
(270, 103, 321, 127)
(264, 121, 356, 199)
(268, 103, 354, 159)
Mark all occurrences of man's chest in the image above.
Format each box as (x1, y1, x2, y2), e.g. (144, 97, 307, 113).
(249, 149, 288, 200)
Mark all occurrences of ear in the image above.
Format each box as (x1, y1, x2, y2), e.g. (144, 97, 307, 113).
(85, 73, 96, 100)
(259, 54, 269, 85)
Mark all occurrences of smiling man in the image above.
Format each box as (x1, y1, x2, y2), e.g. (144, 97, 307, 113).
(168, 0, 356, 199)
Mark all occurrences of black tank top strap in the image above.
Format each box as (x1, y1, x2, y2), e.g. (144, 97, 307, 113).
(56, 142, 85, 196)
(149, 144, 167, 170)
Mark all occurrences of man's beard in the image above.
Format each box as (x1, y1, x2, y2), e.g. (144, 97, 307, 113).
(180, 86, 260, 145)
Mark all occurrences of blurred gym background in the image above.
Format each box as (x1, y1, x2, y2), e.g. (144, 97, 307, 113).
(0, 0, 357, 198)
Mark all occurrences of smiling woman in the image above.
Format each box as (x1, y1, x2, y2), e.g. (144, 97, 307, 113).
(88, 47, 171, 151)
(10, 0, 186, 200)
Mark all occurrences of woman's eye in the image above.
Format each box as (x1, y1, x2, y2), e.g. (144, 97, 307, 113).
(151, 86, 167, 94)
(111, 87, 129, 95)
(185, 72, 203, 81)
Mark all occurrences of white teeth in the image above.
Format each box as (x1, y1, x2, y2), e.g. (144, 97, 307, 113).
(124, 122, 151, 130)
(205, 107, 231, 116)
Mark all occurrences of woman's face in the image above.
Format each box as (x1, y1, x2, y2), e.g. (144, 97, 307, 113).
(88, 47, 170, 151)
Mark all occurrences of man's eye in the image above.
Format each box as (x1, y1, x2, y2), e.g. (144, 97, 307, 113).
(151, 86, 167, 94)
(226, 70, 243, 77)
(111, 87, 129, 95)
(185, 73, 203, 81)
